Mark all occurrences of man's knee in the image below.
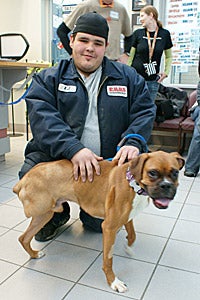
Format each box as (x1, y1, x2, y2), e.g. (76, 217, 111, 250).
(18, 158, 37, 179)
(18, 152, 52, 179)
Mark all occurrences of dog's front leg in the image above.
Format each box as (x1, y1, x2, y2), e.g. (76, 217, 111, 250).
(19, 211, 54, 258)
(125, 220, 136, 246)
(102, 223, 128, 293)
(124, 219, 137, 257)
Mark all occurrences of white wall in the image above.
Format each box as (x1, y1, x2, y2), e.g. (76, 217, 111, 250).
(0, 0, 44, 61)
(0, 0, 51, 132)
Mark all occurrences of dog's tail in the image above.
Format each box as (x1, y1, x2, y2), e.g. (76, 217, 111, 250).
(13, 181, 21, 195)
(13, 181, 32, 218)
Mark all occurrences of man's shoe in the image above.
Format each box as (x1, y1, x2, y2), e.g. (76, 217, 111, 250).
(35, 202, 70, 242)
(184, 170, 197, 177)
(35, 214, 70, 242)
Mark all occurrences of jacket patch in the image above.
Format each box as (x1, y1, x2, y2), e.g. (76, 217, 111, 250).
(58, 83, 76, 92)
(107, 86, 127, 97)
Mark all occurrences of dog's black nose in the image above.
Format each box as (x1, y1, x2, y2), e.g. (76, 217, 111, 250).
(159, 181, 173, 191)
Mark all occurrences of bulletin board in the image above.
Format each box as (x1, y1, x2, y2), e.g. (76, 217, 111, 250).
(165, 0, 200, 84)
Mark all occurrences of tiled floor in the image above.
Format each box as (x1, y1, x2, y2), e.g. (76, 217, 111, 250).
(0, 135, 200, 300)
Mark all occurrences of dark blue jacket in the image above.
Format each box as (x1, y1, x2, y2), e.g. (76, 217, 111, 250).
(24, 57, 156, 162)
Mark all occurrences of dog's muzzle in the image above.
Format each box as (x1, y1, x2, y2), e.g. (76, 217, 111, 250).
(149, 181, 177, 209)
(126, 168, 177, 210)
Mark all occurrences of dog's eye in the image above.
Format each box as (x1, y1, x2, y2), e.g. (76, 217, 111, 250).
(171, 169, 179, 180)
(148, 170, 159, 179)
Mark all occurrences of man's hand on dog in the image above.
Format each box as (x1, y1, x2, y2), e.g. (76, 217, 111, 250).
(113, 145, 139, 166)
(71, 148, 103, 182)
(71, 146, 139, 182)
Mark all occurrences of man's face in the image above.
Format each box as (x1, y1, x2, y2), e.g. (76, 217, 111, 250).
(70, 32, 107, 77)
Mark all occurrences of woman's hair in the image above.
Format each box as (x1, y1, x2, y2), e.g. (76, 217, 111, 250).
(140, 5, 163, 28)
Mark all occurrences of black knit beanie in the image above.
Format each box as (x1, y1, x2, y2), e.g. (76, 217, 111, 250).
(72, 12, 109, 42)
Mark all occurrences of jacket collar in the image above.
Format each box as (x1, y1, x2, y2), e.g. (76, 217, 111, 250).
(61, 57, 123, 81)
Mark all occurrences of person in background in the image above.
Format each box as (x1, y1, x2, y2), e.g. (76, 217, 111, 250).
(19, 12, 156, 242)
(57, 0, 132, 63)
(184, 49, 200, 177)
(127, 5, 173, 101)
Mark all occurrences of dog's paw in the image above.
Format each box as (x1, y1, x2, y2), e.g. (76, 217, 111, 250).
(111, 277, 128, 293)
(36, 250, 45, 259)
(124, 244, 134, 257)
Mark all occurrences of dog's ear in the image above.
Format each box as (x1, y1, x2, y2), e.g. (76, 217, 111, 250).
(129, 153, 149, 183)
(170, 152, 185, 170)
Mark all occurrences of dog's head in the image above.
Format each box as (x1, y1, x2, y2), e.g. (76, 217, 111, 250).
(129, 151, 185, 209)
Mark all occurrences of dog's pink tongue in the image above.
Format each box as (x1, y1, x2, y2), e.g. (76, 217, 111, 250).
(155, 198, 170, 208)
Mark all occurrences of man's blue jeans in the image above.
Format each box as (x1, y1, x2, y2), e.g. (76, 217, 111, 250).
(185, 106, 200, 174)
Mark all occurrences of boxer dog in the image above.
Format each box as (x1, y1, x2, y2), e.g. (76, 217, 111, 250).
(13, 151, 184, 293)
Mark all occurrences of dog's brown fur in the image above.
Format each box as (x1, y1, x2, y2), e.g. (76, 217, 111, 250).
(13, 151, 184, 293)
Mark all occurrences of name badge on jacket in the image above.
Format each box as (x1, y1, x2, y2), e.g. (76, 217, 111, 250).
(58, 83, 76, 92)
(110, 11, 119, 20)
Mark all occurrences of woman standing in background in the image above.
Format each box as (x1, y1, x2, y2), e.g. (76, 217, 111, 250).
(128, 5, 173, 101)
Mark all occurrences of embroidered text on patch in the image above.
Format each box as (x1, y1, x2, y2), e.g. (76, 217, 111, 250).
(107, 86, 127, 97)
(58, 84, 76, 93)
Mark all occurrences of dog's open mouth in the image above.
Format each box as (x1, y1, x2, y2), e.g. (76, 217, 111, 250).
(152, 198, 172, 209)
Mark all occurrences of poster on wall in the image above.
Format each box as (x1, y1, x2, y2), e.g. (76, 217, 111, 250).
(132, 0, 153, 11)
(166, 0, 200, 71)
(132, 12, 142, 30)
(132, 13, 141, 25)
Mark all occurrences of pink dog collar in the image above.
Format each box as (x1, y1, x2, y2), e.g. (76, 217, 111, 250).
(126, 167, 148, 196)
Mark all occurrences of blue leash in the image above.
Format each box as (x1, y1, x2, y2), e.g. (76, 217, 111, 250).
(107, 133, 148, 161)
(0, 82, 32, 106)
(116, 133, 147, 152)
